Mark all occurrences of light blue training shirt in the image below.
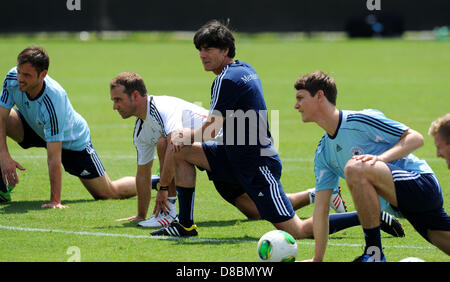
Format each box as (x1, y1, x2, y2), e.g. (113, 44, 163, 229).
(1, 67, 90, 151)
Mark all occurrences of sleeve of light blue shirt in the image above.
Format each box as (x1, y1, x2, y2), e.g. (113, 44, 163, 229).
(0, 69, 17, 109)
(314, 141, 339, 191)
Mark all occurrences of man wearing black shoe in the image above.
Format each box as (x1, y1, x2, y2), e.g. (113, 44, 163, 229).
(294, 71, 450, 261)
(153, 20, 302, 238)
(149, 21, 406, 261)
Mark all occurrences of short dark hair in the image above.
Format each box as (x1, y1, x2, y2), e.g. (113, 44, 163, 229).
(110, 72, 148, 97)
(193, 20, 236, 58)
(294, 71, 337, 105)
(17, 46, 49, 75)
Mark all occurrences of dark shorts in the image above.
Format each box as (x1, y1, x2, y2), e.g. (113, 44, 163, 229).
(202, 141, 295, 223)
(15, 109, 105, 179)
(200, 140, 238, 183)
(386, 163, 450, 241)
(212, 180, 246, 205)
(15, 109, 47, 149)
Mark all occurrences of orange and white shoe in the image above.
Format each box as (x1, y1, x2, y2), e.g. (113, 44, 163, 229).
(137, 212, 178, 228)
(308, 187, 347, 213)
(330, 186, 347, 213)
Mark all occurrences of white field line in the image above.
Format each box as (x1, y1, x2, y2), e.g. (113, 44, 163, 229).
(12, 154, 136, 160)
(0, 224, 434, 250)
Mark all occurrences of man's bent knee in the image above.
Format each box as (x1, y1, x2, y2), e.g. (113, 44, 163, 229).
(428, 230, 450, 255)
(344, 159, 366, 186)
(80, 176, 120, 200)
(174, 144, 211, 171)
(344, 158, 361, 175)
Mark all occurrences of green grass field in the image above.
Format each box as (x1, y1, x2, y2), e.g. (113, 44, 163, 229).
(0, 34, 449, 262)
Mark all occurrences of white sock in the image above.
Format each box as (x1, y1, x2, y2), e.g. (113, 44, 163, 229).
(168, 196, 177, 215)
(307, 188, 316, 204)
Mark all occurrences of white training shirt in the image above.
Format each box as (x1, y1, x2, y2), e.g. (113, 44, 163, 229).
(133, 95, 209, 165)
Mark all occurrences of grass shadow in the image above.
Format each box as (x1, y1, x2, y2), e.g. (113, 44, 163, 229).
(161, 235, 260, 246)
(197, 219, 253, 228)
(0, 199, 94, 214)
(111, 218, 254, 230)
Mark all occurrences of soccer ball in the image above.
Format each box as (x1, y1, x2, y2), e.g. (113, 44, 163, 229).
(399, 257, 425, 262)
(257, 230, 297, 262)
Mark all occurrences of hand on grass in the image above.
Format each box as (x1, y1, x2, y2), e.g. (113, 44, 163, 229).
(41, 202, 68, 209)
(115, 215, 145, 222)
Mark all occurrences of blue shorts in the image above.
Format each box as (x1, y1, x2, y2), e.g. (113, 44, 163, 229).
(15, 109, 105, 179)
(202, 141, 295, 223)
(387, 163, 450, 241)
(201, 141, 238, 183)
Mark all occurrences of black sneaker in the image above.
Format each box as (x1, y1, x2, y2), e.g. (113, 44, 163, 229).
(150, 221, 198, 237)
(380, 211, 405, 237)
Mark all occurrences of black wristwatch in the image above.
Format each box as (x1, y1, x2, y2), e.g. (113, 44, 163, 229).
(156, 183, 169, 191)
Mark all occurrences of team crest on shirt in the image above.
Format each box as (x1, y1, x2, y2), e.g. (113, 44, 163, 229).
(350, 146, 364, 156)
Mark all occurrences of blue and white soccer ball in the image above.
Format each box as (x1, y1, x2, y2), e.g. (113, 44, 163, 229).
(257, 230, 298, 262)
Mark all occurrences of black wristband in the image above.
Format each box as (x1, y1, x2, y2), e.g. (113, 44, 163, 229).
(157, 184, 169, 191)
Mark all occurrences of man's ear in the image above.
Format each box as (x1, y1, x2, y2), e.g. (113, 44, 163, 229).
(131, 90, 140, 101)
(39, 69, 48, 80)
(315, 90, 325, 101)
(222, 48, 229, 57)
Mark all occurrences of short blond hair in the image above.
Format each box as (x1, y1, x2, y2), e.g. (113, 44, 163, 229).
(429, 113, 450, 144)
